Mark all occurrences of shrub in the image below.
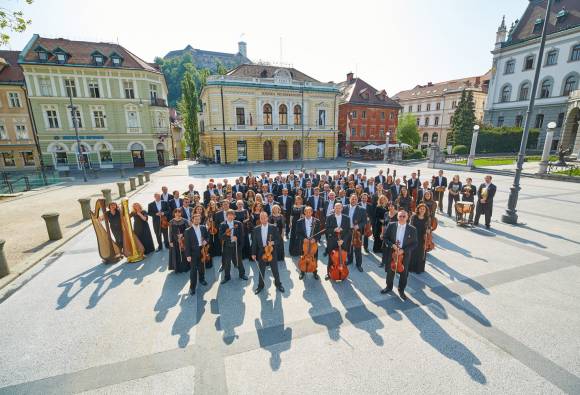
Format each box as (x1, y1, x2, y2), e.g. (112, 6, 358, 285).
(477, 126, 539, 153)
(403, 148, 424, 160)
(452, 145, 468, 155)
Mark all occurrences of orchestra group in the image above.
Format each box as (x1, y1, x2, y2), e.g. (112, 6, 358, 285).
(93, 168, 497, 301)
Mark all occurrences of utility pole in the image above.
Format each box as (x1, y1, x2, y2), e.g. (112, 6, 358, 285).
(68, 94, 87, 182)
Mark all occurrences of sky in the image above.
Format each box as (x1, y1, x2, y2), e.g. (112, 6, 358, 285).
(4, 0, 529, 95)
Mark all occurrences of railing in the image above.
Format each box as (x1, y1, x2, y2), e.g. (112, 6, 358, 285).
(0, 175, 31, 194)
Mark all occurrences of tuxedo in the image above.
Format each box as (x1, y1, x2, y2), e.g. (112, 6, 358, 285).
(180, 206, 194, 223)
(219, 220, 245, 279)
(169, 198, 183, 215)
(325, 214, 352, 256)
(203, 188, 218, 205)
(161, 192, 173, 203)
(390, 184, 402, 201)
(382, 222, 418, 293)
(232, 183, 246, 194)
(344, 204, 367, 266)
(323, 199, 337, 217)
(147, 200, 170, 248)
(184, 224, 209, 290)
(474, 183, 496, 228)
(307, 195, 324, 212)
(251, 224, 283, 289)
(375, 174, 386, 185)
(432, 176, 448, 212)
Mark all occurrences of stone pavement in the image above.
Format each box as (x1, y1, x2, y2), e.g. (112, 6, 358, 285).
(1, 161, 579, 394)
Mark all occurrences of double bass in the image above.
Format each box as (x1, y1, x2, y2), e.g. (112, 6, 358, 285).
(329, 229, 349, 281)
(391, 240, 405, 273)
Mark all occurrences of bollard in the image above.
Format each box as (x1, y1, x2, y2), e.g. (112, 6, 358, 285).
(129, 177, 136, 191)
(117, 182, 126, 198)
(101, 189, 112, 205)
(0, 239, 9, 278)
(144, 171, 151, 182)
(41, 213, 63, 241)
(78, 198, 92, 220)
(137, 173, 144, 186)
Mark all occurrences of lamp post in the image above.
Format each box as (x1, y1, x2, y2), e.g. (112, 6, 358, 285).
(502, 0, 553, 225)
(467, 124, 480, 167)
(538, 121, 556, 174)
(384, 131, 391, 162)
(68, 95, 87, 182)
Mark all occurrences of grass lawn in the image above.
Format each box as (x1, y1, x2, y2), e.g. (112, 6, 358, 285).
(554, 168, 580, 177)
(454, 155, 557, 167)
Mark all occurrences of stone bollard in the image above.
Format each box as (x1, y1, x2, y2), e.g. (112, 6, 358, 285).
(137, 173, 144, 186)
(0, 239, 9, 278)
(129, 177, 136, 191)
(101, 189, 112, 205)
(78, 198, 92, 220)
(144, 171, 151, 182)
(117, 182, 126, 198)
(41, 213, 63, 241)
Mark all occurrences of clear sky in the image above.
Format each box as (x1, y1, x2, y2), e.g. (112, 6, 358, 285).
(4, 0, 528, 95)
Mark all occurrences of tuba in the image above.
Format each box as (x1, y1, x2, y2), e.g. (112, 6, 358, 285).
(90, 198, 122, 264)
(120, 198, 145, 263)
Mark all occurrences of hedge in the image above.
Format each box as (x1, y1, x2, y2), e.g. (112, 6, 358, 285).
(403, 148, 425, 160)
(452, 145, 468, 155)
(476, 126, 539, 154)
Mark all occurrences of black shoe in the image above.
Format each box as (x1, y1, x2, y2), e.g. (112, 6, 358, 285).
(398, 289, 408, 300)
(165, 244, 170, 249)
(325, 274, 330, 281)
(364, 248, 369, 254)
(276, 285, 285, 293)
(220, 278, 230, 285)
(219, 266, 224, 272)
(200, 279, 208, 286)
(254, 287, 263, 295)
(485, 225, 490, 230)
(379, 262, 385, 268)
(380, 287, 392, 294)
(156, 247, 163, 252)
(299, 272, 305, 280)
(473, 221, 479, 226)
(239, 274, 248, 280)
(346, 261, 352, 266)
(189, 287, 195, 295)
(356, 265, 363, 272)
(313, 272, 320, 280)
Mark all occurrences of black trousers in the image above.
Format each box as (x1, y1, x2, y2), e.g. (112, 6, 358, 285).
(434, 191, 444, 212)
(363, 234, 369, 250)
(153, 222, 169, 248)
(189, 251, 205, 290)
(474, 202, 493, 227)
(257, 258, 281, 288)
(222, 243, 245, 279)
(348, 246, 363, 267)
(447, 194, 460, 216)
(384, 247, 410, 292)
(284, 213, 291, 235)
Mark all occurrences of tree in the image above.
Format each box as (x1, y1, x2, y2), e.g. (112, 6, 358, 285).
(0, 0, 33, 46)
(450, 90, 476, 148)
(397, 113, 420, 147)
(216, 61, 228, 75)
(179, 71, 200, 159)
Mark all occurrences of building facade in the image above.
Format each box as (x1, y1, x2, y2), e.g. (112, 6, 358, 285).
(19, 35, 172, 171)
(483, 0, 580, 150)
(198, 64, 339, 163)
(0, 51, 39, 172)
(338, 73, 401, 155)
(393, 73, 490, 149)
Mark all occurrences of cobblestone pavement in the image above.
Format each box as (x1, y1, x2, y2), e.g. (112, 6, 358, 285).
(1, 161, 579, 394)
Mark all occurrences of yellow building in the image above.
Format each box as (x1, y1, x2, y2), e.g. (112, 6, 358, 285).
(199, 64, 339, 163)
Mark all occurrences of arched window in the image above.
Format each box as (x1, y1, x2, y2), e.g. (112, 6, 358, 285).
(96, 142, 113, 165)
(432, 132, 439, 143)
(540, 79, 552, 98)
(500, 85, 511, 102)
(293, 105, 302, 125)
(563, 75, 577, 96)
(519, 82, 530, 101)
(279, 104, 288, 125)
(422, 132, 429, 143)
(263, 104, 272, 125)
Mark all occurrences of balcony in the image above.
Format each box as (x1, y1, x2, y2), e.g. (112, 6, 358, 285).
(150, 98, 167, 107)
(127, 127, 142, 134)
(153, 126, 169, 137)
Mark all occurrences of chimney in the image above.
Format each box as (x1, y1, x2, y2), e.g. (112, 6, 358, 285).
(347, 72, 354, 83)
(427, 82, 433, 87)
(238, 41, 247, 58)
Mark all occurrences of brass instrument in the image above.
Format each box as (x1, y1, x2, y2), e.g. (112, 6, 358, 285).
(120, 198, 145, 263)
(90, 198, 122, 264)
(481, 187, 488, 200)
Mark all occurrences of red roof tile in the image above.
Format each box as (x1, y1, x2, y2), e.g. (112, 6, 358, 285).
(0, 50, 25, 84)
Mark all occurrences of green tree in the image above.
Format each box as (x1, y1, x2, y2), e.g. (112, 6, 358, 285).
(450, 90, 476, 148)
(397, 113, 420, 147)
(179, 71, 200, 159)
(0, 0, 33, 46)
(216, 61, 228, 75)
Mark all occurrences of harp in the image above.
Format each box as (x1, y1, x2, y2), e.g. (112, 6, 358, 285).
(90, 198, 122, 264)
(120, 198, 145, 263)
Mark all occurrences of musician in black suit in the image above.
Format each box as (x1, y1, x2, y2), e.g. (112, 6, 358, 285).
(474, 175, 497, 229)
(180, 197, 194, 224)
(251, 212, 284, 294)
(380, 209, 418, 300)
(360, 193, 373, 253)
(203, 182, 218, 205)
(325, 203, 352, 281)
(374, 169, 386, 186)
(263, 194, 278, 216)
(390, 178, 403, 201)
(147, 193, 171, 251)
(232, 179, 246, 195)
(344, 194, 367, 271)
(306, 187, 324, 213)
(296, 206, 322, 280)
(432, 170, 448, 213)
(218, 209, 247, 284)
(184, 214, 209, 295)
(169, 190, 184, 216)
(277, 188, 293, 235)
(161, 186, 173, 203)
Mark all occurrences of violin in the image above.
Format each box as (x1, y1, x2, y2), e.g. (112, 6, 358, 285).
(411, 188, 418, 212)
(329, 229, 349, 281)
(425, 230, 435, 253)
(431, 217, 438, 231)
(352, 223, 362, 249)
(178, 233, 185, 251)
(201, 243, 211, 264)
(262, 235, 274, 263)
(207, 218, 218, 235)
(160, 213, 169, 229)
(363, 222, 373, 238)
(391, 240, 405, 273)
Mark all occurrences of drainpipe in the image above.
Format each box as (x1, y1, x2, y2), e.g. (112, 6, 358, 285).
(220, 84, 227, 164)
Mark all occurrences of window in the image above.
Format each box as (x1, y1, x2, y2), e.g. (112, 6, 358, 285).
(279, 104, 288, 125)
(556, 9, 569, 24)
(524, 56, 534, 70)
(505, 60, 515, 74)
(360, 127, 366, 137)
(0, 123, 7, 139)
(515, 115, 523, 127)
(46, 109, 60, 128)
(519, 83, 530, 101)
(351, 127, 356, 137)
(361, 111, 366, 119)
(379, 127, 385, 137)
(436, 102, 441, 110)
(451, 101, 457, 109)
(351, 111, 357, 119)
(408, 105, 412, 112)
(540, 79, 552, 98)
(546, 50, 558, 66)
(557, 112, 565, 128)
(126, 106, 140, 129)
(2, 152, 15, 167)
(93, 54, 104, 66)
(571, 45, 580, 62)
(381, 111, 385, 120)
(98, 146, 112, 164)
(64, 79, 77, 98)
(112, 57, 121, 66)
(236, 107, 245, 125)
(263, 104, 272, 125)
(424, 117, 430, 126)
(15, 124, 28, 140)
(8, 92, 21, 107)
(422, 132, 428, 143)
(56, 53, 66, 64)
(417, 104, 422, 112)
(21, 151, 35, 166)
(434, 116, 439, 126)
(88, 80, 100, 98)
(123, 81, 135, 99)
(426, 103, 431, 111)
(39, 77, 52, 96)
(533, 19, 543, 34)
(37, 51, 48, 61)
(54, 147, 67, 166)
(93, 110, 106, 129)
(432, 133, 439, 143)
(535, 114, 544, 129)
(70, 109, 83, 128)
(500, 85, 511, 102)
(416, 117, 420, 126)
(389, 112, 394, 120)
(150, 84, 158, 101)
(497, 116, 504, 127)
(318, 110, 326, 126)
(563, 75, 577, 96)
(293, 105, 302, 125)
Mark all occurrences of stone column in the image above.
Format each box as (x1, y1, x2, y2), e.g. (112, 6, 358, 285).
(0, 239, 9, 278)
(467, 129, 480, 168)
(101, 189, 112, 205)
(143, 171, 151, 182)
(129, 177, 136, 191)
(41, 213, 62, 241)
(78, 198, 92, 220)
(538, 128, 555, 175)
(117, 182, 126, 198)
(137, 174, 144, 186)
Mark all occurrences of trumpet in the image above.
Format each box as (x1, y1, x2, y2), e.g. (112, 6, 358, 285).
(121, 198, 145, 263)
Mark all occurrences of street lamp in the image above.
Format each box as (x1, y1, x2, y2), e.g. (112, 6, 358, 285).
(467, 124, 480, 167)
(384, 131, 391, 162)
(538, 121, 557, 174)
(68, 94, 87, 182)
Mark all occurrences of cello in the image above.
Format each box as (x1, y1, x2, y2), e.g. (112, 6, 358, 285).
(299, 229, 325, 273)
(329, 229, 349, 281)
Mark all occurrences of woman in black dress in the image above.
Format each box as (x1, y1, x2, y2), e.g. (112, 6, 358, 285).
(409, 204, 430, 274)
(104, 202, 123, 251)
(422, 190, 437, 222)
(235, 199, 251, 259)
(386, 202, 398, 223)
(269, 204, 286, 261)
(289, 196, 305, 256)
(396, 186, 412, 217)
(168, 208, 189, 272)
(130, 202, 155, 255)
(373, 195, 388, 253)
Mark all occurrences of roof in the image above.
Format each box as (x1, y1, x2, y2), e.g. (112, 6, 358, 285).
(505, 0, 580, 47)
(339, 77, 401, 109)
(226, 64, 319, 83)
(0, 50, 24, 84)
(19, 35, 159, 73)
(392, 70, 492, 101)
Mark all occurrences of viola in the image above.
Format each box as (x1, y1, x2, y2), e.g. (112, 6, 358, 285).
(262, 235, 274, 262)
(363, 222, 373, 238)
(160, 213, 169, 229)
(411, 188, 418, 212)
(208, 219, 218, 235)
(178, 233, 185, 251)
(329, 229, 349, 281)
(352, 225, 362, 249)
(425, 230, 435, 253)
(201, 243, 211, 264)
(431, 217, 438, 232)
(391, 240, 405, 273)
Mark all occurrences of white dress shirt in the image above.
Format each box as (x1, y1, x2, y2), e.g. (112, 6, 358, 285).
(335, 214, 342, 228)
(261, 224, 268, 247)
(326, 200, 335, 216)
(155, 200, 162, 211)
(227, 221, 234, 241)
(396, 223, 406, 248)
(305, 217, 313, 238)
(174, 199, 181, 208)
(193, 225, 202, 246)
(348, 205, 357, 228)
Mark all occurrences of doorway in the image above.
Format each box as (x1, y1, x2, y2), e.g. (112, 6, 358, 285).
(130, 142, 145, 168)
(263, 141, 273, 161)
(214, 146, 222, 164)
(278, 140, 288, 160)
